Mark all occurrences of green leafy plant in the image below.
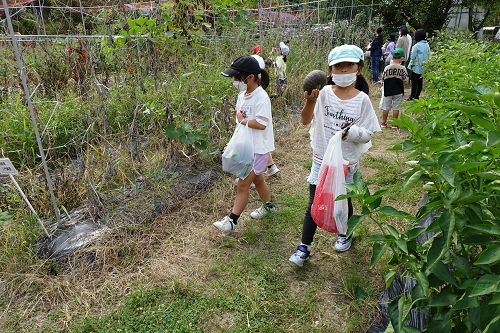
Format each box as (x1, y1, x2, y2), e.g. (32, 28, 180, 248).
(340, 34, 500, 332)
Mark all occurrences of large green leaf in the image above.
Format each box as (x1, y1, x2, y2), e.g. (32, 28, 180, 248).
(426, 318, 451, 333)
(345, 215, 364, 238)
(487, 130, 500, 148)
(165, 123, 184, 139)
(468, 224, 500, 236)
(386, 225, 400, 239)
(378, 206, 414, 219)
(385, 270, 397, 289)
(475, 245, 500, 265)
(439, 167, 455, 186)
(452, 253, 471, 278)
(370, 243, 388, 269)
(454, 289, 479, 310)
(402, 170, 424, 193)
(426, 236, 447, 270)
(470, 275, 500, 297)
(437, 210, 455, 248)
(388, 296, 402, 333)
(407, 227, 426, 240)
(401, 326, 421, 333)
(178, 121, 193, 131)
(469, 116, 497, 131)
(455, 193, 490, 205)
(477, 172, 500, 180)
(414, 271, 429, 297)
(429, 261, 458, 287)
(355, 286, 365, 304)
(179, 132, 196, 144)
(450, 102, 492, 116)
(429, 285, 458, 307)
(367, 234, 396, 242)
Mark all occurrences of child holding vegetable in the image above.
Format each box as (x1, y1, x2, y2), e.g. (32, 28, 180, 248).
(289, 45, 381, 266)
(214, 56, 275, 233)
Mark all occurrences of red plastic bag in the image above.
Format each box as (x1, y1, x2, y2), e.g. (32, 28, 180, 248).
(311, 131, 349, 234)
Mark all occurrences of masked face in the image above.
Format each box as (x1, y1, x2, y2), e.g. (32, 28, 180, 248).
(233, 80, 247, 92)
(232, 75, 251, 92)
(331, 73, 357, 88)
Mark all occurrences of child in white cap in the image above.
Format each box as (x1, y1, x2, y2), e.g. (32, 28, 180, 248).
(275, 42, 289, 89)
(289, 45, 381, 266)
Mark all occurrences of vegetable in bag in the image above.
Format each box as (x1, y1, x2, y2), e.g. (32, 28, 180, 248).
(310, 131, 349, 234)
(222, 122, 254, 179)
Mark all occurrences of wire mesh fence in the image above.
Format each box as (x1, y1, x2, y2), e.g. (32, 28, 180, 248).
(0, 0, 380, 218)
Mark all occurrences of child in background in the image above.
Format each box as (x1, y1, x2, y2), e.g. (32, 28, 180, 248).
(384, 34, 396, 66)
(214, 56, 275, 232)
(275, 42, 289, 91)
(289, 45, 381, 266)
(378, 48, 408, 129)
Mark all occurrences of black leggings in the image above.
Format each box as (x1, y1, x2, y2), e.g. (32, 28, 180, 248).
(411, 73, 423, 99)
(301, 184, 353, 245)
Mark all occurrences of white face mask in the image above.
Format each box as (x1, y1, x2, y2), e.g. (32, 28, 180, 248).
(331, 73, 357, 87)
(233, 80, 247, 92)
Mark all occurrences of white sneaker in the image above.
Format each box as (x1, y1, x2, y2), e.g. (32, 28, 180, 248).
(235, 178, 255, 188)
(213, 216, 236, 232)
(250, 204, 276, 219)
(265, 164, 280, 177)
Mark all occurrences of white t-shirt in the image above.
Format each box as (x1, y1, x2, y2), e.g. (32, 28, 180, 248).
(407, 34, 412, 58)
(275, 56, 286, 80)
(235, 86, 274, 154)
(309, 86, 381, 163)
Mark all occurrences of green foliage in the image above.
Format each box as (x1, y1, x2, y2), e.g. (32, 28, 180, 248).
(341, 37, 500, 332)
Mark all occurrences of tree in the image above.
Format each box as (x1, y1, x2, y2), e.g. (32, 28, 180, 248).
(367, 0, 500, 36)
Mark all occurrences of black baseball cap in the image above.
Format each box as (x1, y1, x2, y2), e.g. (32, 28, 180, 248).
(221, 56, 261, 77)
(398, 25, 406, 29)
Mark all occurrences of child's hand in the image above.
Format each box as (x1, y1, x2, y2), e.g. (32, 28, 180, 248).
(304, 89, 319, 101)
(341, 121, 348, 141)
(377, 80, 383, 84)
(236, 109, 246, 123)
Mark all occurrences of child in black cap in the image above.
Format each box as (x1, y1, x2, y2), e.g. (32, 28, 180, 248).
(214, 56, 275, 232)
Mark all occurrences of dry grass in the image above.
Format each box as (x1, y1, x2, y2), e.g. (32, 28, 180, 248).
(0, 85, 423, 332)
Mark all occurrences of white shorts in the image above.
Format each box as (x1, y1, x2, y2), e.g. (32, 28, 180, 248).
(379, 93, 404, 111)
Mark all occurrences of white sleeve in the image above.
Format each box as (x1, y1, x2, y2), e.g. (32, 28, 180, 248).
(344, 124, 371, 143)
(254, 97, 271, 128)
(357, 93, 382, 134)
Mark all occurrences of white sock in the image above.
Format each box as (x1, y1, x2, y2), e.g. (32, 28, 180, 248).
(301, 243, 311, 252)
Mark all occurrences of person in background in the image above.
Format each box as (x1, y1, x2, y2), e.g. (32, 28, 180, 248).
(215, 56, 275, 233)
(253, 45, 262, 55)
(275, 42, 289, 92)
(407, 29, 429, 101)
(378, 48, 408, 129)
(251, 50, 280, 178)
(384, 34, 396, 66)
(396, 26, 409, 66)
(368, 27, 383, 83)
(398, 25, 412, 59)
(289, 45, 381, 266)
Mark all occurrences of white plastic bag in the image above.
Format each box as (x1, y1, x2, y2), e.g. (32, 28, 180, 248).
(222, 122, 254, 179)
(310, 131, 349, 234)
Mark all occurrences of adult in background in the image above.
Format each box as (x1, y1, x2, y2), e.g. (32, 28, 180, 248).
(407, 29, 429, 101)
(401, 26, 413, 59)
(396, 26, 409, 66)
(368, 27, 383, 83)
